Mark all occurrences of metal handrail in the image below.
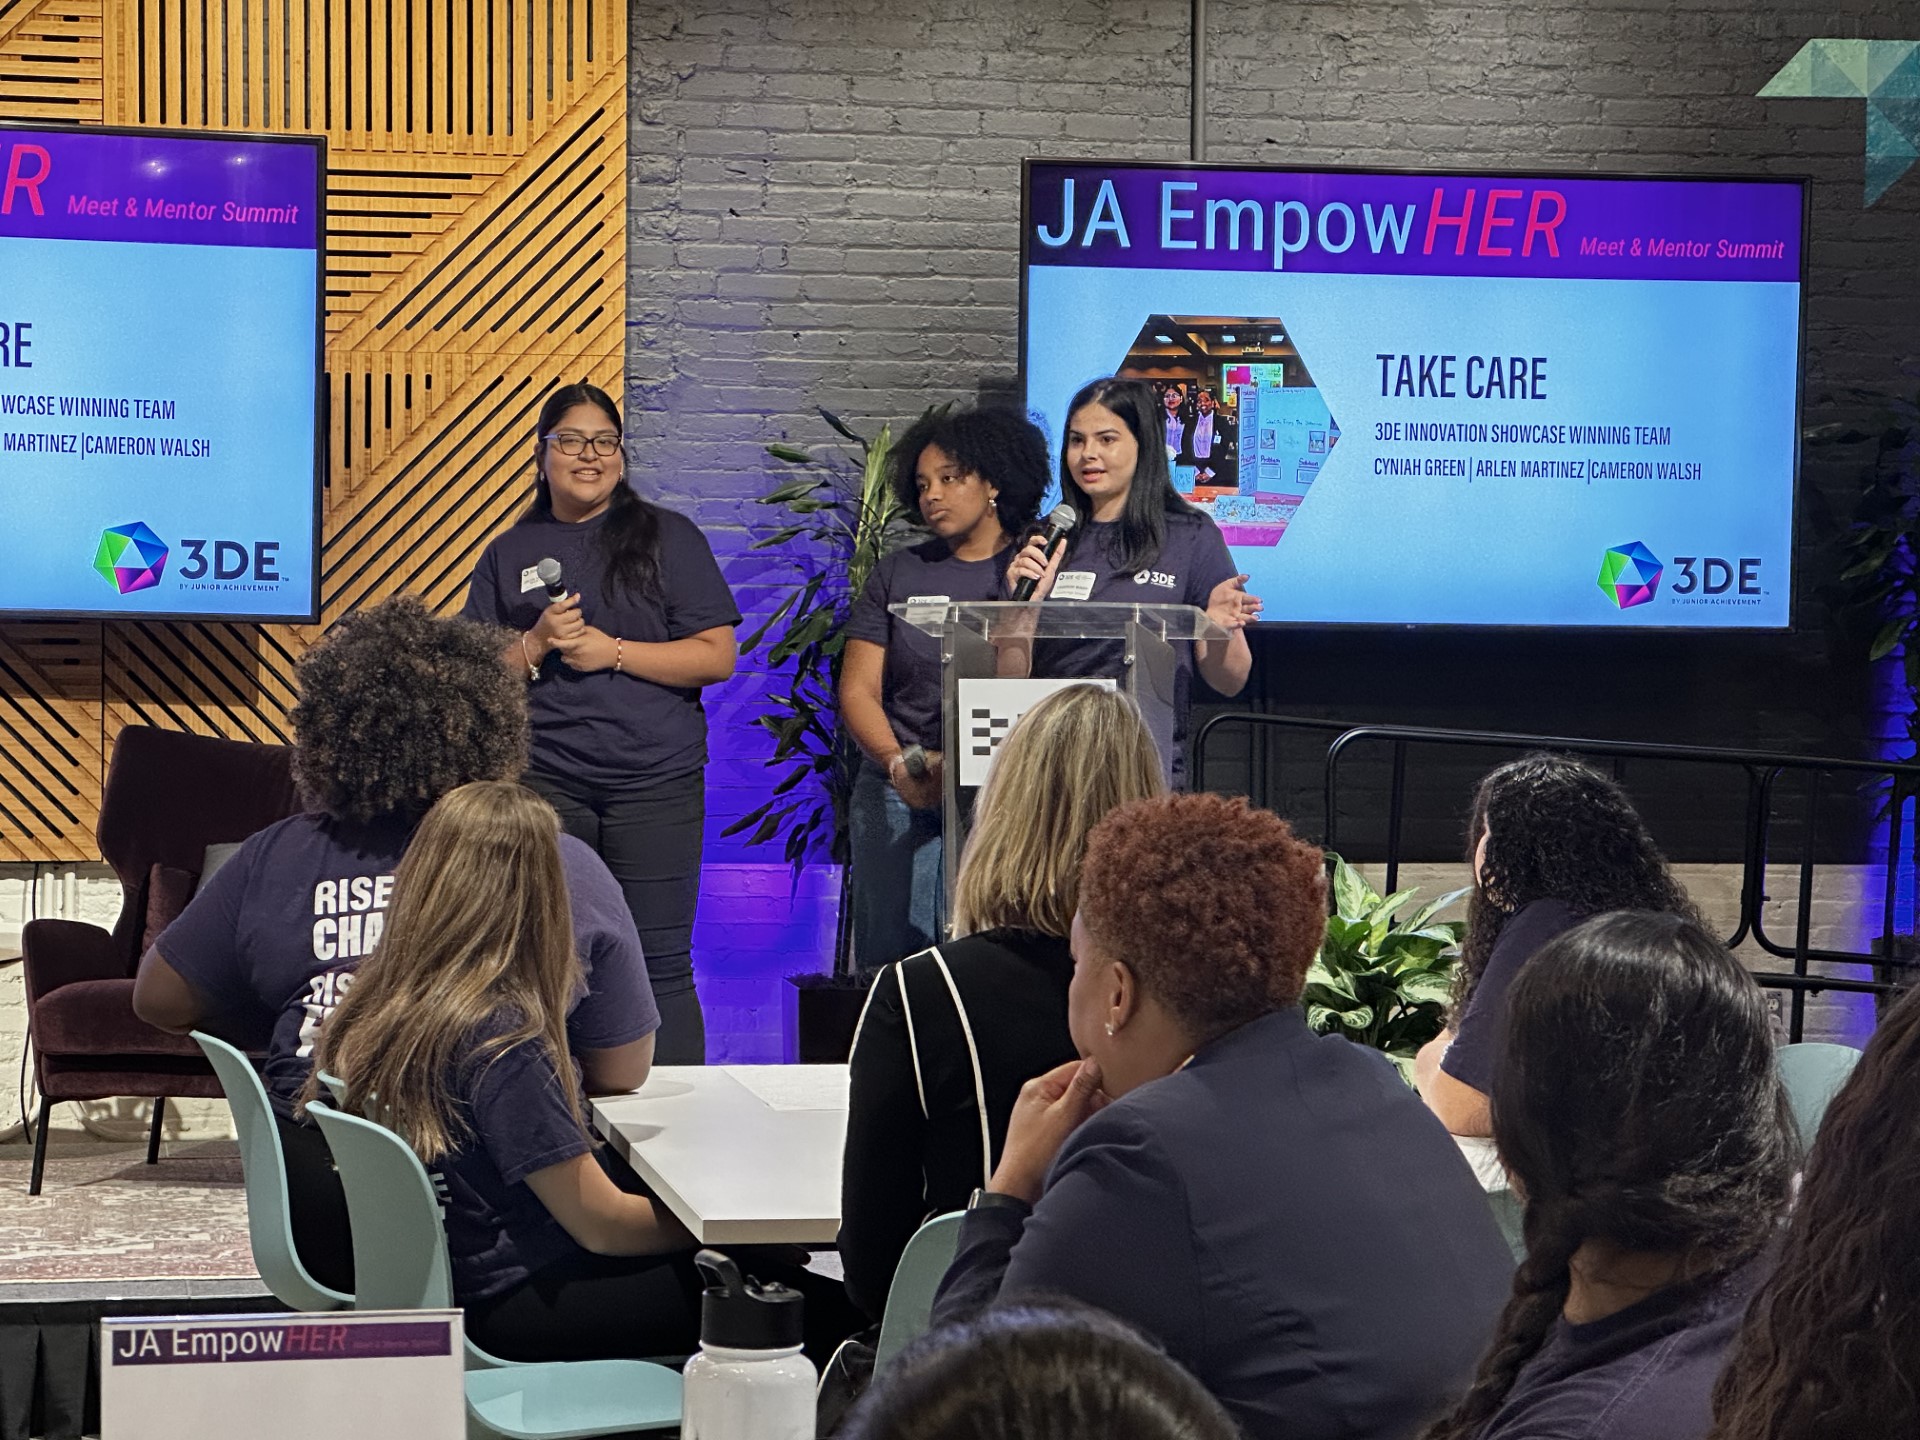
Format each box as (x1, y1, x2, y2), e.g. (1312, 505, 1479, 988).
(1191, 712, 1920, 1040)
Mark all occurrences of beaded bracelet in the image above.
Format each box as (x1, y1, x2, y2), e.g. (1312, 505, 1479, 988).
(615, 636, 624, 674)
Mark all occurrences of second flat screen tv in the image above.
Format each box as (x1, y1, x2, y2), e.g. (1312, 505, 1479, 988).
(1021, 161, 1806, 629)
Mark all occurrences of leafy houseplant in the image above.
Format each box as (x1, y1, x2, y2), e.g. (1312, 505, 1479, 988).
(721, 408, 917, 880)
(1817, 385, 1919, 764)
(1303, 855, 1467, 1083)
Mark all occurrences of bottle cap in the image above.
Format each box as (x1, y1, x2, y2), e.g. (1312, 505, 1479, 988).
(695, 1249, 805, 1351)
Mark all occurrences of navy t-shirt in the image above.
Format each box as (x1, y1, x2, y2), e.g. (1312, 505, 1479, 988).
(153, 812, 661, 1118)
(1039, 510, 1238, 785)
(462, 503, 741, 789)
(844, 540, 1010, 750)
(1443, 898, 1582, 1096)
(1477, 1257, 1770, 1440)
(433, 1023, 597, 1303)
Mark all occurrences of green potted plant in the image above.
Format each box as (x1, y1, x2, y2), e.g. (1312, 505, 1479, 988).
(1811, 384, 1919, 1004)
(1303, 855, 1467, 1082)
(723, 407, 922, 1058)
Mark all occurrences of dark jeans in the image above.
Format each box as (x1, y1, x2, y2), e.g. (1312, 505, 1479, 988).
(527, 765, 709, 1065)
(278, 1109, 355, 1294)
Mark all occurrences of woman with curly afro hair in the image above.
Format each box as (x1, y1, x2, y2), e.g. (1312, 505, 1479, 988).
(1415, 752, 1697, 1137)
(932, 792, 1513, 1440)
(133, 596, 661, 1292)
(839, 403, 1051, 966)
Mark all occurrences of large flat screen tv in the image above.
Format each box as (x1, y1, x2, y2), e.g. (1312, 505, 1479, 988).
(0, 124, 322, 622)
(1021, 161, 1806, 629)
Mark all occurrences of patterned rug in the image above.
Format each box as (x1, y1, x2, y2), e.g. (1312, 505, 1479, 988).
(0, 1140, 256, 1284)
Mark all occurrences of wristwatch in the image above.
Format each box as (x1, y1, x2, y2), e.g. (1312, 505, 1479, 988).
(900, 744, 930, 779)
(967, 1188, 1029, 1213)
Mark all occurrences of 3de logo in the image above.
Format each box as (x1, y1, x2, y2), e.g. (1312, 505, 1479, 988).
(1596, 541, 1662, 610)
(176, 537, 284, 583)
(93, 522, 169, 594)
(1670, 555, 1762, 597)
(1133, 569, 1178, 589)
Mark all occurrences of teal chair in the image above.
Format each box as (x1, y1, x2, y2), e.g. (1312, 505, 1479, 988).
(191, 1030, 350, 1312)
(304, 1099, 682, 1438)
(872, 1211, 963, 1372)
(1777, 1041, 1862, 1145)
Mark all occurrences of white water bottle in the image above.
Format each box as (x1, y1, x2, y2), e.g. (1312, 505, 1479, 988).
(681, 1248, 816, 1440)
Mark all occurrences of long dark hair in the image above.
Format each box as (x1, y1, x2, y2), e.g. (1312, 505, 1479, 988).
(841, 1301, 1239, 1440)
(1425, 911, 1796, 1440)
(526, 379, 661, 603)
(886, 405, 1051, 536)
(1707, 985, 1920, 1439)
(1059, 376, 1199, 577)
(1457, 753, 1697, 1014)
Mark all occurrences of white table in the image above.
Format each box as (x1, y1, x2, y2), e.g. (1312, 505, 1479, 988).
(589, 1064, 849, 1246)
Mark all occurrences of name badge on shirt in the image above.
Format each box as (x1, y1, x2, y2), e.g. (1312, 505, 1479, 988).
(519, 565, 546, 594)
(1051, 570, 1096, 601)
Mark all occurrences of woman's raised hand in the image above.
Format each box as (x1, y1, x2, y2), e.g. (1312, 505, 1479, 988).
(1004, 532, 1067, 602)
(985, 1057, 1107, 1205)
(529, 592, 585, 650)
(1205, 574, 1263, 631)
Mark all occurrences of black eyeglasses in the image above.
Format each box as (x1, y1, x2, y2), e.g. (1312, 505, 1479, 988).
(545, 432, 622, 457)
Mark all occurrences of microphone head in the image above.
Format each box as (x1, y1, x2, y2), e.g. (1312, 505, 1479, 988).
(536, 557, 564, 588)
(1045, 503, 1078, 534)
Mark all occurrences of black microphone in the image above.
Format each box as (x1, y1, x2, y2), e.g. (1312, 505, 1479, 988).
(1012, 504, 1078, 601)
(536, 557, 567, 602)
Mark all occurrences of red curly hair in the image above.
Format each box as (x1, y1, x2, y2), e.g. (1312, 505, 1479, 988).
(1078, 793, 1327, 1037)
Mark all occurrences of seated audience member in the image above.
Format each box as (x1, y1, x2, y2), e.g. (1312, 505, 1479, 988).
(838, 684, 1166, 1319)
(1423, 911, 1795, 1440)
(1707, 984, 1920, 1440)
(131, 597, 658, 1291)
(840, 1300, 1238, 1440)
(307, 781, 698, 1360)
(933, 793, 1513, 1440)
(1416, 753, 1697, 1137)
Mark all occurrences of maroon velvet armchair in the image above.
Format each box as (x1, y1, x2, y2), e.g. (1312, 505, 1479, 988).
(20, 725, 302, 1194)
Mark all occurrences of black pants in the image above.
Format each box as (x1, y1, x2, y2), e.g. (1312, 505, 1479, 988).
(278, 1110, 355, 1294)
(526, 765, 709, 1065)
(469, 1247, 863, 1367)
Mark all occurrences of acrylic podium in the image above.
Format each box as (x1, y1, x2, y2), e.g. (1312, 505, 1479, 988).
(889, 599, 1227, 914)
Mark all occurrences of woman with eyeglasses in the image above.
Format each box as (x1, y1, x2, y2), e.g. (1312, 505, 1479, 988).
(461, 379, 740, 1064)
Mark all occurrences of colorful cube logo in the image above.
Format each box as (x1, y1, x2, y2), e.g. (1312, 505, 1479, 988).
(93, 522, 169, 594)
(1597, 541, 1662, 609)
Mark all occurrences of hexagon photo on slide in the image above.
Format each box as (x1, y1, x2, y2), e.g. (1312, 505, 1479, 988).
(1116, 314, 1340, 549)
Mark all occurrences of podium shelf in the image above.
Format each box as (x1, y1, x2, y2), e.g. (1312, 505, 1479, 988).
(888, 599, 1227, 642)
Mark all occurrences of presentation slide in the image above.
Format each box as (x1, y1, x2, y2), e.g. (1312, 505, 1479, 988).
(0, 126, 320, 620)
(1023, 163, 1805, 628)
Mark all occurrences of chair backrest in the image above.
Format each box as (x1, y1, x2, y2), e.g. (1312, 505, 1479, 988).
(1777, 1041, 1862, 1146)
(193, 1031, 350, 1311)
(304, 1101, 458, 1313)
(99, 726, 302, 968)
(873, 1211, 964, 1372)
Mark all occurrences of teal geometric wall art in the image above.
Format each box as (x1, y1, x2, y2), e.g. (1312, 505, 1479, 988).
(1760, 39, 1920, 205)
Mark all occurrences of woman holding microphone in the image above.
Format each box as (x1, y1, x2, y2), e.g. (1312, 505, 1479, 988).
(1007, 376, 1261, 787)
(463, 379, 740, 1063)
(838, 405, 1051, 969)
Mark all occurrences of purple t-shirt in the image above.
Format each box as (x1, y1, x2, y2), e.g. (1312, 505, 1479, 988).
(844, 539, 1009, 750)
(153, 812, 660, 1118)
(1442, 898, 1582, 1096)
(462, 503, 741, 788)
(1040, 510, 1238, 785)
(433, 1023, 596, 1303)
(1477, 1257, 1770, 1440)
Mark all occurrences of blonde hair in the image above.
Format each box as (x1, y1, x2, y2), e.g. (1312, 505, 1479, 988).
(303, 780, 582, 1162)
(950, 685, 1166, 939)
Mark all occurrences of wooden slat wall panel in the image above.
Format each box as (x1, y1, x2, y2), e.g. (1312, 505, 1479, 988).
(0, 0, 625, 859)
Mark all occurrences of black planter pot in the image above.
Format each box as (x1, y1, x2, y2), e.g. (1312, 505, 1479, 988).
(784, 972, 877, 1064)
